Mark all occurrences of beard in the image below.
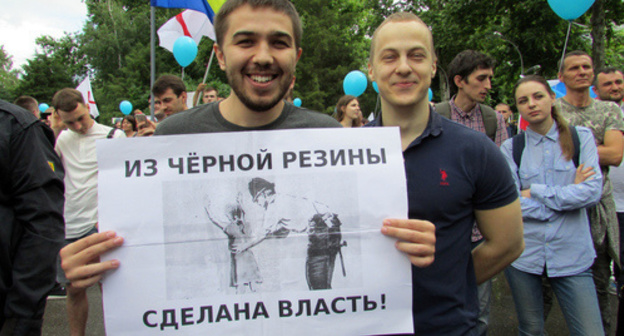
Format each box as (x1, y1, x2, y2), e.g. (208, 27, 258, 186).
(226, 65, 294, 112)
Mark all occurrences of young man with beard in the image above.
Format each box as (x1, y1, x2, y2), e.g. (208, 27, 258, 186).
(58, 1, 438, 334)
(366, 12, 523, 334)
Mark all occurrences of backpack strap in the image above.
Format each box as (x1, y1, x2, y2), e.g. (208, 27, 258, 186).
(107, 128, 118, 139)
(511, 132, 526, 171)
(569, 125, 581, 167)
(433, 102, 451, 119)
(479, 104, 498, 142)
(512, 126, 581, 176)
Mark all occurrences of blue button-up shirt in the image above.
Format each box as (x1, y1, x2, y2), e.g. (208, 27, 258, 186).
(501, 124, 601, 276)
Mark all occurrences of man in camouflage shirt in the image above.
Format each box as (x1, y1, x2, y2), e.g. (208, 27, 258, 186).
(556, 50, 624, 334)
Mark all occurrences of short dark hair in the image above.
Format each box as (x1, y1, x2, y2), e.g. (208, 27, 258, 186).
(593, 66, 623, 86)
(557, 50, 592, 75)
(204, 86, 218, 94)
(13, 95, 38, 113)
(152, 75, 186, 97)
(52, 88, 85, 113)
(215, 0, 303, 50)
(447, 50, 496, 96)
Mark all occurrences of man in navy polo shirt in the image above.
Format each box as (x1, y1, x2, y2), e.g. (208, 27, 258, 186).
(368, 12, 524, 335)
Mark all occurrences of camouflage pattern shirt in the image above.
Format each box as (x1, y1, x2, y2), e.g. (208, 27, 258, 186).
(556, 97, 624, 266)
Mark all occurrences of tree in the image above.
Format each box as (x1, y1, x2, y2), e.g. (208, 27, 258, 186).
(13, 35, 86, 104)
(591, 0, 624, 70)
(0, 46, 20, 101)
(292, 0, 375, 117)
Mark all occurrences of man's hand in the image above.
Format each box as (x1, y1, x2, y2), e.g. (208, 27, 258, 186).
(381, 219, 435, 267)
(574, 163, 595, 184)
(137, 119, 156, 137)
(60, 231, 124, 290)
(49, 111, 66, 138)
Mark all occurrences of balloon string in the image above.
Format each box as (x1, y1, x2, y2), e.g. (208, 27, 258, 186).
(558, 21, 572, 73)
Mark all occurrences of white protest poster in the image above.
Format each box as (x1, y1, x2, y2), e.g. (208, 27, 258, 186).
(97, 127, 412, 335)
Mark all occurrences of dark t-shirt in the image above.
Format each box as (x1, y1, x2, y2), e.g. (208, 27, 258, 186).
(368, 108, 517, 335)
(155, 102, 340, 135)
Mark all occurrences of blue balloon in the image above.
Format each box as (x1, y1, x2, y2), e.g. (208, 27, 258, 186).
(343, 70, 368, 97)
(38, 103, 49, 113)
(372, 81, 379, 93)
(547, 0, 594, 20)
(293, 98, 302, 107)
(428, 88, 433, 101)
(119, 100, 133, 115)
(173, 36, 198, 67)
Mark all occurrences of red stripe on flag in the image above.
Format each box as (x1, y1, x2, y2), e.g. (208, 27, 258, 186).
(88, 91, 95, 105)
(518, 116, 528, 132)
(175, 13, 192, 37)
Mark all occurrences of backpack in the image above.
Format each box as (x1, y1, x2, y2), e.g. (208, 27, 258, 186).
(434, 102, 498, 142)
(511, 125, 581, 172)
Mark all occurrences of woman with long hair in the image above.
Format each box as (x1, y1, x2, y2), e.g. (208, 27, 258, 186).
(501, 75, 604, 335)
(121, 115, 137, 137)
(335, 95, 363, 127)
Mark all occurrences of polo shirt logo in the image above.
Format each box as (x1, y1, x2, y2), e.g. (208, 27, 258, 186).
(440, 169, 449, 186)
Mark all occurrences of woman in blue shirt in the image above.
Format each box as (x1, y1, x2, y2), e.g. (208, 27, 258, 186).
(501, 75, 604, 335)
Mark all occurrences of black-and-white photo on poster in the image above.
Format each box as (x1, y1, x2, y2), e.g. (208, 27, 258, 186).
(97, 128, 412, 335)
(163, 173, 361, 298)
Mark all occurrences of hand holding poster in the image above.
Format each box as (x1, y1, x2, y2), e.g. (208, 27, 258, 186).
(97, 128, 412, 335)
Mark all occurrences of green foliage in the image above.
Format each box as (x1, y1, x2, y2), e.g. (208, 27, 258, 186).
(292, 0, 374, 117)
(0, 46, 20, 101)
(13, 34, 86, 104)
(605, 26, 624, 69)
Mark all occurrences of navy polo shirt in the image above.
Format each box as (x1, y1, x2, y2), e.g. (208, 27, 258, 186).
(368, 108, 517, 335)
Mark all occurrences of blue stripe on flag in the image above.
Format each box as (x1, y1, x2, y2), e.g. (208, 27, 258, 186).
(151, 0, 211, 18)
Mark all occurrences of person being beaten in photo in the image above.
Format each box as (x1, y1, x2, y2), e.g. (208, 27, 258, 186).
(205, 202, 262, 294)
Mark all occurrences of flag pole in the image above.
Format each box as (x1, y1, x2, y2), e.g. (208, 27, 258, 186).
(202, 48, 215, 84)
(150, 6, 156, 119)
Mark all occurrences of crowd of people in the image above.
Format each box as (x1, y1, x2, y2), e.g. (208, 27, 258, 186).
(1, 0, 624, 335)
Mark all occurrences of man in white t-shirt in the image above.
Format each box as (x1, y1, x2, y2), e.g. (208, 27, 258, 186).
(52, 88, 124, 335)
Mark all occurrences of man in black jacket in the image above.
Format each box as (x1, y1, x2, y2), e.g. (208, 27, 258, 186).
(0, 100, 65, 335)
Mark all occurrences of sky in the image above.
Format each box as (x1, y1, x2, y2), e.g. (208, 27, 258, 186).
(0, 0, 88, 71)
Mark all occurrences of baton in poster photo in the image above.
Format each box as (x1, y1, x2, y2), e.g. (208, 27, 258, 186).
(97, 127, 412, 335)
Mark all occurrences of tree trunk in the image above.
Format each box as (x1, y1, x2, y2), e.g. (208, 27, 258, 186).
(591, 0, 606, 70)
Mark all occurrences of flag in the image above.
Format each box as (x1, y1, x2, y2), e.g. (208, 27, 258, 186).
(518, 115, 528, 132)
(158, 9, 215, 52)
(151, 0, 225, 21)
(76, 77, 99, 118)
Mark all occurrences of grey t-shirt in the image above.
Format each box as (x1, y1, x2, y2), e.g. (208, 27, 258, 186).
(155, 102, 341, 135)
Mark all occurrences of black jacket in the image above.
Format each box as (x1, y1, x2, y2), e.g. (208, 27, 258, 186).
(0, 100, 64, 335)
